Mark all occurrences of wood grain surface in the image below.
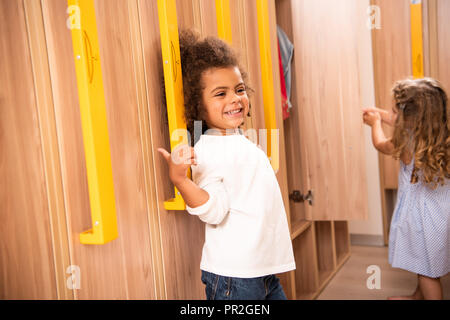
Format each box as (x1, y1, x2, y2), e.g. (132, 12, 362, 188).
(0, 0, 57, 299)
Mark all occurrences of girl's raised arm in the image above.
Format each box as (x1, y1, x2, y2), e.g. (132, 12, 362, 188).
(363, 111, 395, 155)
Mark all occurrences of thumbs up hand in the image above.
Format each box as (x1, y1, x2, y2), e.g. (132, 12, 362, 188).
(157, 144, 197, 185)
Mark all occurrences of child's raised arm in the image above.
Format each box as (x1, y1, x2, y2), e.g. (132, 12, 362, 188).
(362, 110, 395, 155)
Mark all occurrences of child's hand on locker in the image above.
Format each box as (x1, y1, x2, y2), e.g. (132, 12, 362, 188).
(157, 144, 197, 185)
(362, 108, 381, 127)
(362, 107, 396, 126)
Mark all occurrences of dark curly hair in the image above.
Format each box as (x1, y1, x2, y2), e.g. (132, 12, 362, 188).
(391, 77, 449, 188)
(178, 29, 252, 146)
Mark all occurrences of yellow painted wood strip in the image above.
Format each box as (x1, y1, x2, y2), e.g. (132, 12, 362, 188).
(256, 0, 279, 172)
(157, 0, 189, 211)
(68, 0, 118, 244)
(215, 0, 232, 43)
(410, 0, 424, 78)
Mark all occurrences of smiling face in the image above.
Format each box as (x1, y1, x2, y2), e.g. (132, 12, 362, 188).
(201, 66, 250, 135)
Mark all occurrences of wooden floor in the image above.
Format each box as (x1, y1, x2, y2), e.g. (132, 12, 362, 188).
(317, 245, 450, 300)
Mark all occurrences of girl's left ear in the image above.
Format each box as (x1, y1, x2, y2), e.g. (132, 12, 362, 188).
(247, 102, 252, 117)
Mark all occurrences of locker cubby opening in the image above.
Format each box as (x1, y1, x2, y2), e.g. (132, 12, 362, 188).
(314, 221, 335, 287)
(292, 224, 318, 299)
(334, 221, 350, 266)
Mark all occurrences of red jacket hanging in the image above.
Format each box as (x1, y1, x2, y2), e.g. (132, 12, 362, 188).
(277, 40, 290, 120)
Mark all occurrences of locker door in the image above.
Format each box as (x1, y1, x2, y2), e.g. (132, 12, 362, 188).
(289, 0, 369, 221)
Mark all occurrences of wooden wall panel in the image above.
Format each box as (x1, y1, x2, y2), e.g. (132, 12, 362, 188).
(94, 0, 158, 299)
(436, 0, 450, 92)
(197, 0, 218, 37)
(0, 0, 57, 299)
(229, 0, 247, 62)
(41, 0, 91, 298)
(139, 0, 205, 299)
(176, 0, 218, 37)
(42, 0, 157, 299)
(23, 0, 73, 300)
(176, 0, 196, 30)
(371, 0, 412, 189)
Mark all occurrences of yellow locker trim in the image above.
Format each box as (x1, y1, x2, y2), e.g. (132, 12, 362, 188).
(158, 0, 189, 211)
(216, 0, 232, 43)
(68, 0, 118, 244)
(256, 0, 279, 173)
(410, 1, 424, 78)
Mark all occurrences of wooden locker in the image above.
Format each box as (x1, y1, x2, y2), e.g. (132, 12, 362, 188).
(0, 0, 58, 299)
(287, 0, 369, 222)
(435, 0, 450, 91)
(274, 0, 369, 299)
(41, 0, 159, 299)
(425, 0, 450, 91)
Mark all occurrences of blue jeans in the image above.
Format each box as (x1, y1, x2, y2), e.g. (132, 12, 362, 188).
(201, 270, 287, 300)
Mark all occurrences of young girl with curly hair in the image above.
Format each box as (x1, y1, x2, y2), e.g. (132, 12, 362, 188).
(363, 77, 449, 300)
(158, 30, 295, 300)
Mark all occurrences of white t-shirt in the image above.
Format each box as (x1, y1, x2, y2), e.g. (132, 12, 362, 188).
(186, 131, 296, 278)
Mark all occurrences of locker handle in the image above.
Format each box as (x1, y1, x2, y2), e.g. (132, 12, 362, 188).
(68, 0, 119, 244)
(410, 1, 424, 78)
(216, 0, 232, 43)
(256, 0, 279, 173)
(158, 0, 189, 211)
